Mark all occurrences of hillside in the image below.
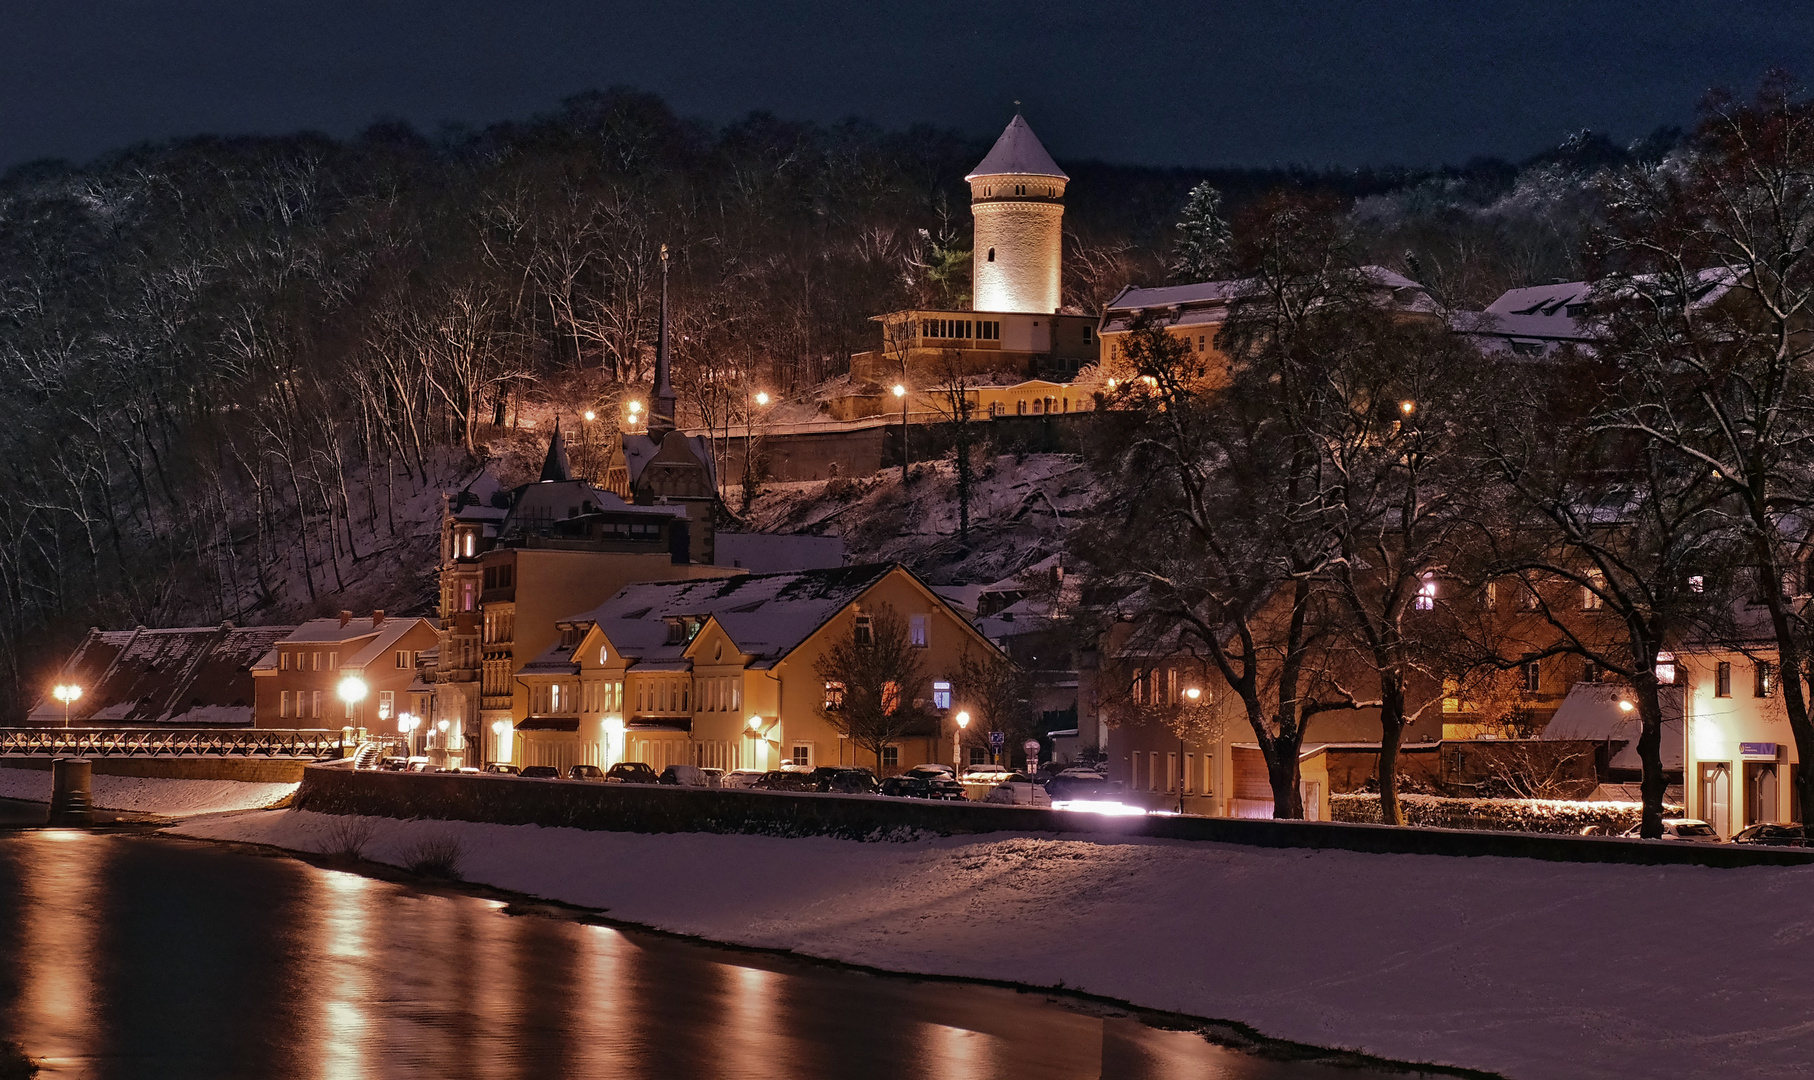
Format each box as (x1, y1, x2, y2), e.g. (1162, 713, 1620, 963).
(745, 452, 1096, 586)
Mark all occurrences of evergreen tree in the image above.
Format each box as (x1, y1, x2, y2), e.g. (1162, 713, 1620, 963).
(1168, 181, 1233, 283)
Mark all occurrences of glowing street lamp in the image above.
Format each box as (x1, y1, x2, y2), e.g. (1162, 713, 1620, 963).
(1399, 400, 1416, 415)
(584, 409, 596, 422)
(754, 391, 770, 407)
(52, 683, 82, 728)
(396, 712, 422, 757)
(338, 676, 367, 738)
(953, 710, 971, 774)
(893, 383, 909, 482)
(1179, 687, 1203, 813)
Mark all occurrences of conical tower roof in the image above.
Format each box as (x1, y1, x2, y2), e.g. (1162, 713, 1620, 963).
(539, 419, 573, 482)
(965, 113, 1067, 181)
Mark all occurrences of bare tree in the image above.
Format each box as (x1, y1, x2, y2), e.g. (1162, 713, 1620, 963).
(814, 604, 932, 773)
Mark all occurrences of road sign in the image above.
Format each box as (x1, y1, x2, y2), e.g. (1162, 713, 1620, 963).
(988, 731, 1005, 748)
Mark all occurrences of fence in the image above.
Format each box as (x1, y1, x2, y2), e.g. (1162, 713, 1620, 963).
(0, 728, 349, 760)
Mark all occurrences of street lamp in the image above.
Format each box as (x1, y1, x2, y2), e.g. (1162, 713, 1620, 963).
(754, 391, 770, 407)
(397, 713, 423, 757)
(1181, 687, 1202, 814)
(52, 684, 82, 728)
(953, 710, 970, 775)
(893, 383, 908, 482)
(338, 676, 367, 740)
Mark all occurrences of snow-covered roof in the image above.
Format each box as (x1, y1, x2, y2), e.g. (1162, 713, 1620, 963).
(29, 624, 294, 726)
(1100, 267, 1433, 334)
(1485, 281, 1592, 317)
(579, 563, 905, 670)
(965, 114, 1067, 181)
(622, 431, 717, 490)
(1543, 682, 1684, 769)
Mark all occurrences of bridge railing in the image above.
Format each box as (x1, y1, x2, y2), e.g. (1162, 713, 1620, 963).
(0, 728, 350, 760)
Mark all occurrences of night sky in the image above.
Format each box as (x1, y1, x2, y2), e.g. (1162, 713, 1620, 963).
(2, 1, 1809, 171)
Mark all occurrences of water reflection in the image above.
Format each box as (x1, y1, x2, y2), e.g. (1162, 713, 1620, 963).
(0, 833, 1441, 1080)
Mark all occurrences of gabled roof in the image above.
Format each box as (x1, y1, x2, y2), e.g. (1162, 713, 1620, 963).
(252, 616, 433, 672)
(30, 624, 294, 726)
(1100, 267, 1433, 334)
(965, 114, 1068, 181)
(622, 430, 717, 489)
(579, 563, 894, 669)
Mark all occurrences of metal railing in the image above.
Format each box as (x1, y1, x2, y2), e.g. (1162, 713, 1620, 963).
(0, 728, 350, 759)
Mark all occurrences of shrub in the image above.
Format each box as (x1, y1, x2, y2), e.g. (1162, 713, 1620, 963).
(320, 815, 378, 860)
(1332, 793, 1685, 835)
(401, 833, 465, 879)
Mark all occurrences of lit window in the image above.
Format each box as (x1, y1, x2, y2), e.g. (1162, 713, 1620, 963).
(933, 680, 952, 710)
(1654, 652, 1676, 686)
(1481, 581, 1497, 611)
(1522, 660, 1541, 694)
(823, 681, 845, 710)
(1689, 574, 1705, 594)
(1441, 677, 1459, 714)
(881, 681, 900, 713)
(910, 614, 929, 648)
(1414, 577, 1436, 611)
(1756, 661, 1775, 698)
(550, 684, 563, 713)
(378, 690, 394, 719)
(1582, 568, 1605, 611)
(279, 651, 289, 671)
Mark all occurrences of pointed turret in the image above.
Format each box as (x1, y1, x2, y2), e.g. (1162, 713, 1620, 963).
(539, 419, 573, 482)
(967, 112, 1068, 314)
(650, 242, 678, 439)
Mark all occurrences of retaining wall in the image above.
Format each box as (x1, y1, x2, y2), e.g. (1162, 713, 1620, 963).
(296, 765, 1814, 869)
(0, 756, 308, 783)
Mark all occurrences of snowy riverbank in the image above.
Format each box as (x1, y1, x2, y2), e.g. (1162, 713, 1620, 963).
(172, 808, 1814, 1080)
(0, 770, 297, 815)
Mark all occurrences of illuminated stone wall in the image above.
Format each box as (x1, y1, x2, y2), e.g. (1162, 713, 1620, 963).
(971, 188, 1064, 314)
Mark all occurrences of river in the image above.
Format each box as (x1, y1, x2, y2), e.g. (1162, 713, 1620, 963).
(0, 821, 1449, 1079)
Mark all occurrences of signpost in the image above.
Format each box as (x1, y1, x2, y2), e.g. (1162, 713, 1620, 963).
(988, 729, 1004, 765)
(1023, 738, 1041, 778)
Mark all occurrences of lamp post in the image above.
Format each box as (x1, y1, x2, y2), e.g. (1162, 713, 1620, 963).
(1181, 687, 1202, 814)
(746, 715, 768, 771)
(893, 383, 908, 482)
(627, 399, 643, 434)
(745, 390, 771, 509)
(52, 684, 82, 728)
(953, 710, 970, 776)
(337, 676, 368, 747)
(491, 718, 512, 766)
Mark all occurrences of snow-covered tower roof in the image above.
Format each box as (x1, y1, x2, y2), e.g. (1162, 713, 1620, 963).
(539, 420, 573, 482)
(965, 113, 1068, 182)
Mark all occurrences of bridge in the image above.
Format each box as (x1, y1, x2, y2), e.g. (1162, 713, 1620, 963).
(0, 728, 351, 760)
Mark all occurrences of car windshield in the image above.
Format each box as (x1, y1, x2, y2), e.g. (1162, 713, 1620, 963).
(1675, 824, 1718, 836)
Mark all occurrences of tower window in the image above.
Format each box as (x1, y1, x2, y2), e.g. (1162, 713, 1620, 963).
(987, 248, 995, 262)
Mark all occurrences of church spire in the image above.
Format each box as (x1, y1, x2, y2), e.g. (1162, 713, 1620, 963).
(650, 242, 677, 439)
(539, 418, 573, 482)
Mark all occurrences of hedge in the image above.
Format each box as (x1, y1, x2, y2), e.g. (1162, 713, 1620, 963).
(1332, 792, 1686, 835)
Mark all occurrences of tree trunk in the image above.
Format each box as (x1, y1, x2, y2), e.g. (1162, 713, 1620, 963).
(1266, 742, 1305, 819)
(1633, 671, 1668, 839)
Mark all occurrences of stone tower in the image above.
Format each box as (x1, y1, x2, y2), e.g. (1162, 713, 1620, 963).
(966, 113, 1068, 314)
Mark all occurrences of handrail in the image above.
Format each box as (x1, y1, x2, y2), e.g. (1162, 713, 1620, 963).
(0, 728, 349, 759)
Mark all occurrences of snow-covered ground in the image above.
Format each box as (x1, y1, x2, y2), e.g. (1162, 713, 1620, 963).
(0, 769, 297, 815)
(173, 809, 1814, 1080)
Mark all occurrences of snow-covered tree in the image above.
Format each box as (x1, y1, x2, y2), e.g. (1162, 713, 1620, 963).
(1167, 181, 1233, 284)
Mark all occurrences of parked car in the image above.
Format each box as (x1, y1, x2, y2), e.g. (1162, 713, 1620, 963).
(1731, 822, 1808, 846)
(377, 757, 410, 772)
(720, 769, 767, 789)
(961, 764, 1012, 782)
(1620, 818, 1723, 842)
(605, 762, 661, 785)
(880, 774, 967, 801)
(659, 764, 721, 788)
(754, 770, 818, 793)
(567, 764, 606, 782)
(518, 765, 560, 779)
(907, 764, 955, 780)
(983, 773, 1051, 807)
(404, 757, 433, 773)
(814, 767, 880, 795)
(481, 763, 519, 776)
(1047, 773, 1118, 803)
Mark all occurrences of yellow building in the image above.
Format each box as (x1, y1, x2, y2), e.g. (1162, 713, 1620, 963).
(507, 563, 1005, 776)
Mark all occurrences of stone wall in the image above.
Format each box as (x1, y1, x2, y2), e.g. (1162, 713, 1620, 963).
(295, 765, 1813, 868)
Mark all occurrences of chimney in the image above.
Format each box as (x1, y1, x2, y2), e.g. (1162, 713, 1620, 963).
(372, 610, 386, 628)
(339, 610, 352, 628)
